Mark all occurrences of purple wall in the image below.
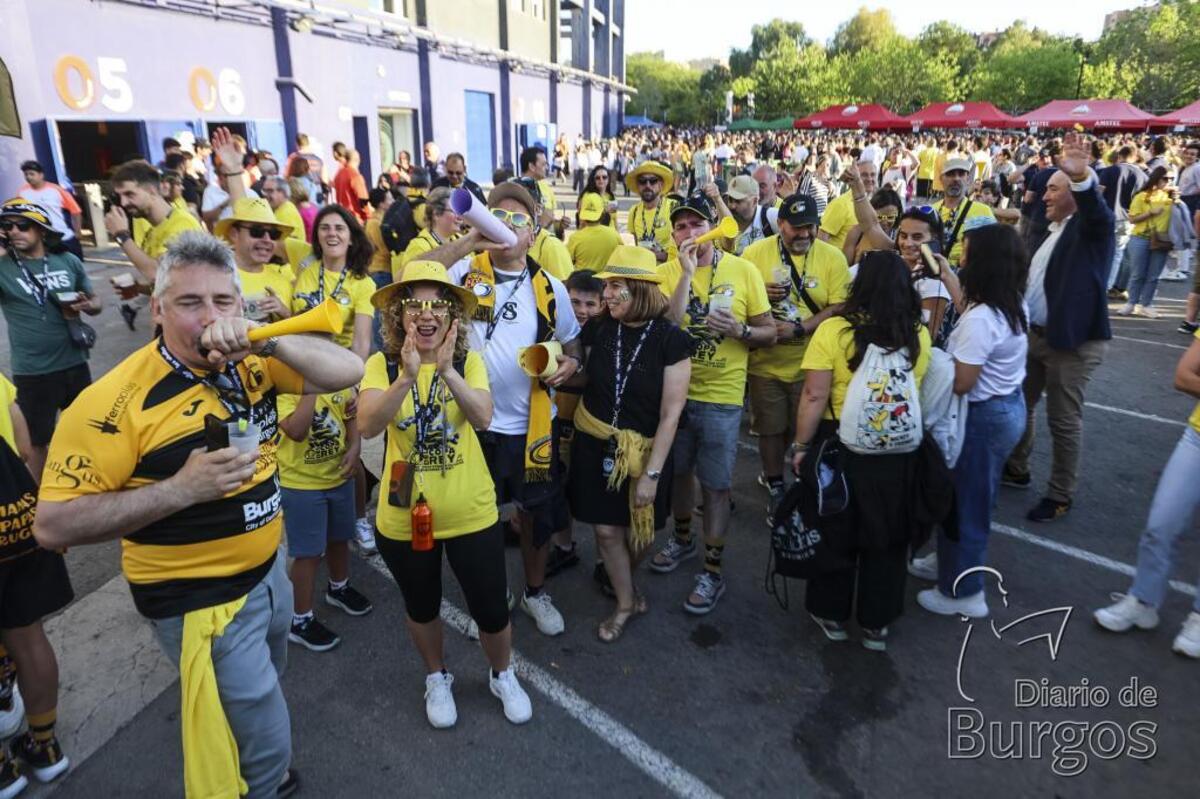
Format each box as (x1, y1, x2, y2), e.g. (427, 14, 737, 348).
(428, 57, 501, 167)
(557, 82, 584, 141)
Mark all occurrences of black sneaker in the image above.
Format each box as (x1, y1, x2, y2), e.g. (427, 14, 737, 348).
(324, 583, 373, 616)
(1026, 497, 1071, 523)
(288, 616, 341, 652)
(1107, 288, 1128, 301)
(593, 561, 615, 597)
(277, 767, 300, 798)
(10, 732, 69, 783)
(545, 543, 580, 578)
(1000, 470, 1031, 489)
(1179, 321, 1199, 335)
(118, 303, 138, 331)
(0, 756, 27, 798)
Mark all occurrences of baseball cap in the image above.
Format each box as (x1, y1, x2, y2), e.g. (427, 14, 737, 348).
(487, 182, 538, 217)
(669, 190, 716, 224)
(725, 175, 758, 201)
(778, 193, 819, 227)
(578, 192, 605, 222)
(941, 157, 973, 175)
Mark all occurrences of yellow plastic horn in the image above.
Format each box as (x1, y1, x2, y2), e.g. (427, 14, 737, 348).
(695, 215, 739, 245)
(248, 298, 344, 341)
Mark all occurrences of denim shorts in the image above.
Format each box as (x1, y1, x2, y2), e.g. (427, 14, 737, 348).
(281, 481, 356, 558)
(672, 400, 743, 491)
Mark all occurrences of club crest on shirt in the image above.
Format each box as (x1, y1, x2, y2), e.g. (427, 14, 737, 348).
(463, 271, 493, 298)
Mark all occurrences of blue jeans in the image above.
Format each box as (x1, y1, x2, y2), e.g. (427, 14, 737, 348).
(1130, 427, 1200, 613)
(937, 390, 1026, 598)
(369, 271, 392, 353)
(1126, 234, 1169, 308)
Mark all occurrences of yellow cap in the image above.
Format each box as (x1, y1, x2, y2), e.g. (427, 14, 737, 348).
(578, 192, 606, 222)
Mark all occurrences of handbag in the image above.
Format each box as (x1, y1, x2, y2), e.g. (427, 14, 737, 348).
(1149, 229, 1173, 252)
(65, 317, 97, 351)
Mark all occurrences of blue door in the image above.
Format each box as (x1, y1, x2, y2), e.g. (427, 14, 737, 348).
(464, 91, 495, 185)
(248, 120, 288, 164)
(143, 120, 200, 166)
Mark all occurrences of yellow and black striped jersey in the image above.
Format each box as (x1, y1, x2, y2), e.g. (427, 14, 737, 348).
(40, 340, 304, 619)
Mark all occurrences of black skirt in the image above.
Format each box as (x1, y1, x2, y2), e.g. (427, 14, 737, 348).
(568, 430, 673, 530)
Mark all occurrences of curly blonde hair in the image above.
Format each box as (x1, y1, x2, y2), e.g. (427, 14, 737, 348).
(380, 284, 471, 364)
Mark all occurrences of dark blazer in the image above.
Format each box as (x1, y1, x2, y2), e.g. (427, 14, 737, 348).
(432, 176, 486, 206)
(1040, 177, 1114, 351)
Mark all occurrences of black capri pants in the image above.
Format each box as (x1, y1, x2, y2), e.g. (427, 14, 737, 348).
(376, 523, 510, 635)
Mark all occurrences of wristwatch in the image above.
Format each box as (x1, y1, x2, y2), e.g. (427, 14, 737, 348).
(645, 469, 662, 481)
(257, 336, 280, 358)
(740, 323, 752, 340)
(113, 231, 132, 246)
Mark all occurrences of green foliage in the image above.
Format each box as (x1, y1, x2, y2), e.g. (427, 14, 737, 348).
(830, 7, 898, 55)
(730, 19, 811, 77)
(968, 29, 1080, 113)
(1092, 0, 1200, 111)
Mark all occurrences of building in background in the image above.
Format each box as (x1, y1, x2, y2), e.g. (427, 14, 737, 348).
(0, 0, 630, 219)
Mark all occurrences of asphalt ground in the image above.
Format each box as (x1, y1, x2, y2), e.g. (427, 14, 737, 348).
(5, 190, 1197, 798)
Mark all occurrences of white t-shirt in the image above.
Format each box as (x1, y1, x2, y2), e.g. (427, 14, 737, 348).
(714, 144, 734, 161)
(447, 261, 581, 434)
(948, 303, 1029, 402)
(18, 184, 77, 240)
(202, 184, 259, 220)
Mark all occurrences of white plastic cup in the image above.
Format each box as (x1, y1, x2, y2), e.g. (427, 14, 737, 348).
(227, 422, 261, 457)
(708, 292, 733, 314)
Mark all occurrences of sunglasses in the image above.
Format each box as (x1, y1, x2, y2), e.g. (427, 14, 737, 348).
(637, 177, 662, 187)
(877, 213, 898, 224)
(401, 299, 452, 317)
(237, 225, 283, 241)
(0, 219, 34, 232)
(490, 208, 533, 229)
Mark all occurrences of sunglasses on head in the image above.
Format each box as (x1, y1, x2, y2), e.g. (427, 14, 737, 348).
(0, 219, 34, 232)
(637, 176, 661, 187)
(237, 224, 283, 241)
(490, 208, 533, 229)
(401, 298, 451, 317)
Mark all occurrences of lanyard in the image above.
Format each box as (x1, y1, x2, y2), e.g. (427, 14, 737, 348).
(634, 201, 664, 243)
(157, 339, 253, 423)
(13, 255, 49, 309)
(611, 320, 654, 428)
(687, 249, 723, 312)
(483, 265, 529, 344)
(317, 263, 349, 304)
(396, 370, 457, 476)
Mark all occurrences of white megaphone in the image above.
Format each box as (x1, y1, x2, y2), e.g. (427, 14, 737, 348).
(451, 188, 517, 248)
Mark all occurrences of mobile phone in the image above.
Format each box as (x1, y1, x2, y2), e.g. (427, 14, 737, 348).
(919, 243, 941, 277)
(54, 291, 82, 304)
(204, 413, 229, 452)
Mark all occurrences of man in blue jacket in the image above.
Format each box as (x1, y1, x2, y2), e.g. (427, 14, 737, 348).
(1004, 132, 1113, 523)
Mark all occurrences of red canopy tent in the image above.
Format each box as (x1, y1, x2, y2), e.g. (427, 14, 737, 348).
(1015, 99, 1156, 131)
(793, 104, 908, 130)
(1153, 100, 1200, 128)
(907, 101, 1017, 130)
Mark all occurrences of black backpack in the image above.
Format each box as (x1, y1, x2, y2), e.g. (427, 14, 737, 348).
(381, 194, 425, 255)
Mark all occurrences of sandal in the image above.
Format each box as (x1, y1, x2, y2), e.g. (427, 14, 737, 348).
(598, 607, 637, 643)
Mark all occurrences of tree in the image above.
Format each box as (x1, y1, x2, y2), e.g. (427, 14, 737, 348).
(917, 21, 979, 96)
(730, 19, 811, 77)
(845, 37, 959, 114)
(1093, 1, 1200, 111)
(969, 34, 1079, 113)
(698, 64, 734, 124)
(624, 52, 704, 125)
(830, 7, 898, 55)
(750, 44, 845, 119)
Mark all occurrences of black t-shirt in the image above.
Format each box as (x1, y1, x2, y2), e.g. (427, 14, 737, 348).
(579, 316, 692, 437)
(1098, 163, 1147, 219)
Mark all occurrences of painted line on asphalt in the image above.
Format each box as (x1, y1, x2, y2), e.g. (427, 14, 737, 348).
(361, 553, 723, 799)
(1084, 402, 1186, 427)
(1111, 334, 1187, 350)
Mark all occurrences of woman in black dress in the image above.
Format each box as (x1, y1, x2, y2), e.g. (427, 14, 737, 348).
(569, 246, 692, 642)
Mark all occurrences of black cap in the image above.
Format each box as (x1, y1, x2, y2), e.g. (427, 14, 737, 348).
(669, 190, 716, 224)
(778, 193, 819, 227)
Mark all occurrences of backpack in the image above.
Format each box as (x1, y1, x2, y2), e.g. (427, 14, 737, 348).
(919, 348, 968, 468)
(381, 194, 423, 255)
(838, 343, 923, 455)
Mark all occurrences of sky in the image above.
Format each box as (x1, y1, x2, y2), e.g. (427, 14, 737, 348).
(623, 0, 1150, 64)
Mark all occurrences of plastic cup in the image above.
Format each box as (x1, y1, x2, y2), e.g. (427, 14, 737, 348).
(708, 292, 733, 314)
(111, 272, 139, 300)
(227, 422, 261, 457)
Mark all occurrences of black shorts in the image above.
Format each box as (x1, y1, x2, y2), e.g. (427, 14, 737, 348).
(480, 424, 564, 548)
(14, 363, 92, 446)
(0, 549, 74, 629)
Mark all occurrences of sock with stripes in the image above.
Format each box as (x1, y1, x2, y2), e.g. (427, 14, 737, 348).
(673, 516, 692, 545)
(28, 709, 57, 745)
(703, 536, 725, 578)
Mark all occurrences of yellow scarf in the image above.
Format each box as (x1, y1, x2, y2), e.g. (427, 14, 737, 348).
(573, 401, 655, 554)
(180, 596, 249, 799)
(466, 253, 557, 483)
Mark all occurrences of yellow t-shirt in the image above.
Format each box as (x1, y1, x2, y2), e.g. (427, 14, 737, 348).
(531, 229, 573, 281)
(239, 264, 296, 323)
(0, 374, 16, 453)
(1130, 190, 1172, 238)
(933, 152, 949, 192)
(364, 215, 392, 275)
(362, 352, 498, 541)
(291, 263, 375, 350)
(276, 389, 354, 490)
(283, 239, 313, 275)
(567, 224, 623, 273)
(273, 201, 307, 242)
(137, 206, 203, 260)
(917, 147, 939, 180)
(627, 197, 678, 258)
(801, 316, 932, 418)
(818, 191, 857, 249)
(657, 252, 771, 405)
(934, 199, 996, 266)
(537, 179, 557, 215)
(394, 228, 444, 278)
(742, 236, 850, 382)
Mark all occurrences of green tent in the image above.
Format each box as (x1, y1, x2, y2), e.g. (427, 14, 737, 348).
(764, 116, 795, 130)
(728, 118, 765, 131)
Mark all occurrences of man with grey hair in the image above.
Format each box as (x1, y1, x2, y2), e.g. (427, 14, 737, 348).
(35, 230, 363, 799)
(260, 176, 305, 243)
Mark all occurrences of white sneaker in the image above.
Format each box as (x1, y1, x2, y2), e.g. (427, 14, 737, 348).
(1132, 304, 1159, 319)
(355, 518, 377, 554)
(1171, 612, 1200, 658)
(917, 587, 989, 618)
(1094, 593, 1160, 632)
(0, 685, 24, 739)
(520, 592, 565, 636)
(907, 551, 938, 581)
(1160, 269, 1188, 282)
(1114, 303, 1135, 316)
(488, 667, 532, 724)
(423, 671, 457, 729)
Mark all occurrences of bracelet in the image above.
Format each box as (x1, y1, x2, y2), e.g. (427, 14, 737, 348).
(257, 336, 280, 358)
(852, 195, 866, 202)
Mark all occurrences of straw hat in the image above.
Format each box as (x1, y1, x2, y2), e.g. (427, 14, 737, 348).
(624, 161, 674, 194)
(594, 245, 664, 284)
(213, 197, 294, 240)
(370, 259, 478, 316)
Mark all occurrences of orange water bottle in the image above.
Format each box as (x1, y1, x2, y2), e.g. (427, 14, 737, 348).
(411, 493, 434, 551)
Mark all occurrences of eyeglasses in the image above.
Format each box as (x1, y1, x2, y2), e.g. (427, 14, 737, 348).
(490, 208, 533, 229)
(400, 299, 452, 317)
(877, 213, 898, 224)
(237, 224, 283, 241)
(637, 177, 661, 187)
(0, 220, 34, 232)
